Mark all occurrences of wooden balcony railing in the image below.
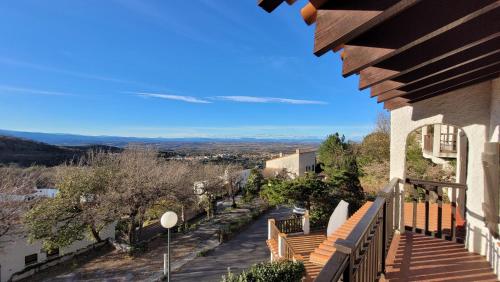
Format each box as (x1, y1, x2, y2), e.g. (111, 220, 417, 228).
(405, 178, 467, 242)
(439, 133, 457, 153)
(268, 218, 299, 261)
(423, 134, 433, 152)
(315, 178, 400, 282)
(281, 233, 296, 261)
(269, 218, 280, 242)
(275, 216, 303, 234)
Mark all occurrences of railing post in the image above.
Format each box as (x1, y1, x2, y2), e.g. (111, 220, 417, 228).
(268, 219, 275, 240)
(451, 187, 457, 242)
(278, 233, 285, 258)
(381, 198, 387, 274)
(425, 187, 430, 235)
(437, 186, 443, 239)
(303, 211, 310, 235)
(398, 181, 405, 234)
(335, 240, 354, 282)
(412, 184, 418, 233)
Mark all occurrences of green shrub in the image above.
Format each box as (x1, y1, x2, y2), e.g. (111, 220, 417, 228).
(221, 260, 305, 282)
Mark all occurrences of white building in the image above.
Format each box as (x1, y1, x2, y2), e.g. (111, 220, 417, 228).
(265, 149, 316, 179)
(421, 124, 465, 164)
(0, 189, 116, 282)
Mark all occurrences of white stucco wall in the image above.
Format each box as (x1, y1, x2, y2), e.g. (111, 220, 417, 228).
(0, 223, 116, 282)
(266, 154, 300, 178)
(297, 151, 316, 177)
(265, 150, 316, 178)
(390, 78, 500, 278)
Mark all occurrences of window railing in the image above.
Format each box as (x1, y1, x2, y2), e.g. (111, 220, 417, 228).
(315, 178, 400, 282)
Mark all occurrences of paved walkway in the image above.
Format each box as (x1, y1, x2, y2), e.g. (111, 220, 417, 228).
(172, 207, 291, 282)
(24, 201, 289, 282)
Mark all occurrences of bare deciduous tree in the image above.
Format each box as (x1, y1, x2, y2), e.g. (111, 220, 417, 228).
(110, 146, 190, 244)
(192, 163, 225, 219)
(376, 112, 391, 135)
(24, 151, 118, 250)
(224, 164, 243, 208)
(0, 166, 43, 240)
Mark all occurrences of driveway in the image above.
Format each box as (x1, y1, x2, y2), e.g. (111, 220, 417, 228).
(171, 206, 291, 282)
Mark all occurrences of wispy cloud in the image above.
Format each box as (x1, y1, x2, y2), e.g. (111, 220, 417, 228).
(213, 96, 327, 105)
(0, 85, 75, 96)
(137, 92, 211, 104)
(0, 57, 141, 85)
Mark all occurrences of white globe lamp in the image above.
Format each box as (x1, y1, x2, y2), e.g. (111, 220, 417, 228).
(161, 211, 178, 229)
(160, 211, 178, 282)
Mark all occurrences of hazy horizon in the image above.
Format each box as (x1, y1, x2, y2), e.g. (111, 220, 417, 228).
(0, 1, 383, 141)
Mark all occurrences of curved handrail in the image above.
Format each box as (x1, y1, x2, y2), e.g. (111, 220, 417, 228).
(315, 177, 400, 282)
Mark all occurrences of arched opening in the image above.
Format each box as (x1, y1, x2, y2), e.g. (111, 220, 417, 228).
(403, 123, 468, 242)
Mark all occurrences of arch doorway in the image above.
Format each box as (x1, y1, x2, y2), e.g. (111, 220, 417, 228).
(403, 123, 468, 242)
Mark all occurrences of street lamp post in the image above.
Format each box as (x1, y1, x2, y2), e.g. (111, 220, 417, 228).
(160, 211, 178, 282)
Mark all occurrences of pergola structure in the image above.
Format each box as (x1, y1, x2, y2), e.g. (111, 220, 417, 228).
(258, 0, 500, 110)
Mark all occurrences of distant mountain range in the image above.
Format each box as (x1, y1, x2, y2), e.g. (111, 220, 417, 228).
(0, 135, 121, 167)
(0, 129, 322, 147)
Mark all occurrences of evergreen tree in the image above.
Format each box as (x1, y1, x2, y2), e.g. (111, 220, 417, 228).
(244, 168, 263, 200)
(318, 133, 365, 214)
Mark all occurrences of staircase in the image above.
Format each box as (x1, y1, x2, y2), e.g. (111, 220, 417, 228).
(309, 202, 373, 265)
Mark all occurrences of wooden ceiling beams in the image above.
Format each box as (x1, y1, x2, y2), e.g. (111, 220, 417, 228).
(313, 0, 417, 56)
(258, 0, 500, 110)
(342, 1, 499, 76)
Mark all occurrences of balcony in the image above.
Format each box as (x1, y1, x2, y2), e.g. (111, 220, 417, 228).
(266, 178, 497, 281)
(440, 133, 458, 154)
(423, 134, 433, 153)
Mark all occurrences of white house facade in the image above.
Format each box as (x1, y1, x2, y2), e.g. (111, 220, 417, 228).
(390, 78, 500, 278)
(265, 149, 316, 179)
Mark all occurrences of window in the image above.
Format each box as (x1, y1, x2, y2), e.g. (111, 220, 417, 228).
(25, 254, 38, 266)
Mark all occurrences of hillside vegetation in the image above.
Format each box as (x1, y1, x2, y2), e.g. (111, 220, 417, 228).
(0, 136, 120, 167)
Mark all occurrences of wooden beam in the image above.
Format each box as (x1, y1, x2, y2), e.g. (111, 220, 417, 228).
(313, 0, 418, 56)
(309, 0, 328, 8)
(370, 80, 404, 97)
(359, 32, 500, 89)
(343, 1, 500, 76)
(301, 2, 317, 25)
(409, 73, 500, 103)
(383, 97, 409, 110)
(258, 0, 285, 13)
(375, 48, 500, 100)
(378, 61, 500, 102)
(405, 64, 500, 102)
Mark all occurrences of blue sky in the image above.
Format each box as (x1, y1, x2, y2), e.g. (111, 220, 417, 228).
(0, 0, 383, 140)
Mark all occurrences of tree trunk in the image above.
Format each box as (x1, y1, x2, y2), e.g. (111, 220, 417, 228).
(181, 205, 187, 230)
(231, 192, 237, 208)
(90, 226, 103, 242)
(128, 215, 137, 245)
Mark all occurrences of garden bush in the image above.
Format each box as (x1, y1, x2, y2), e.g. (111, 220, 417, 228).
(221, 260, 305, 282)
